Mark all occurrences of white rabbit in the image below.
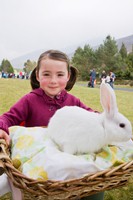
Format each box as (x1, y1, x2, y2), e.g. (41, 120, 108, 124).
(47, 83, 132, 154)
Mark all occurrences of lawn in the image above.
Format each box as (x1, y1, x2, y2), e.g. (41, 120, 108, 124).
(0, 79, 133, 126)
(0, 78, 133, 200)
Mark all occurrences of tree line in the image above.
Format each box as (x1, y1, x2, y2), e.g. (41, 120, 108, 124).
(0, 59, 36, 77)
(0, 35, 133, 81)
(71, 35, 133, 81)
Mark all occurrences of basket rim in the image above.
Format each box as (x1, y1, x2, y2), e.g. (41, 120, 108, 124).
(5, 160, 133, 183)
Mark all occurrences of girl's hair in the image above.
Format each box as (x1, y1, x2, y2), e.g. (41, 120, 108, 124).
(30, 50, 78, 91)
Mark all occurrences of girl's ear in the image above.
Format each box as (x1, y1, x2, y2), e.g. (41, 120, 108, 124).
(100, 83, 118, 117)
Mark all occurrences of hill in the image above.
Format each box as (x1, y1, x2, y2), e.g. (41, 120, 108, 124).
(116, 35, 133, 53)
(10, 47, 76, 69)
(11, 34, 133, 69)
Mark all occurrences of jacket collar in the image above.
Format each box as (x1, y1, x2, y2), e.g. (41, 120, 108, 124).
(31, 88, 67, 104)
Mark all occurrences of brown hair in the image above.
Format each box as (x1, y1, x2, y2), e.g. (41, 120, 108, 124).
(30, 50, 78, 91)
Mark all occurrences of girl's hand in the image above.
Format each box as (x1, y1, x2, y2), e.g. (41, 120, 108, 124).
(0, 129, 10, 146)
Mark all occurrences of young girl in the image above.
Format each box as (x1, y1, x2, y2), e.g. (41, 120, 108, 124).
(0, 50, 104, 200)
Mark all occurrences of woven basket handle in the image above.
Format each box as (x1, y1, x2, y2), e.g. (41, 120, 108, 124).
(0, 139, 11, 175)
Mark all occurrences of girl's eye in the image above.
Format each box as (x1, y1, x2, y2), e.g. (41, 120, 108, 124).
(58, 74, 64, 76)
(43, 73, 50, 76)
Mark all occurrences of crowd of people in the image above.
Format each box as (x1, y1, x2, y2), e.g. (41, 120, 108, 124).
(88, 69, 116, 89)
(0, 71, 15, 78)
(101, 70, 115, 88)
(0, 70, 31, 79)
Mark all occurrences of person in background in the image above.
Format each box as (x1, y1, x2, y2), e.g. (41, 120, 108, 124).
(0, 50, 104, 200)
(109, 71, 115, 88)
(88, 70, 92, 87)
(105, 73, 111, 85)
(101, 70, 107, 83)
(90, 68, 96, 88)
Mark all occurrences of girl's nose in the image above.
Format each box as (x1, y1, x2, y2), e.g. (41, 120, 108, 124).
(50, 76, 57, 83)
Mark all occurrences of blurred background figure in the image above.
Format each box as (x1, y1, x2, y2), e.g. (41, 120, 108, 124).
(109, 71, 116, 88)
(88, 70, 92, 87)
(90, 68, 96, 88)
(101, 70, 107, 83)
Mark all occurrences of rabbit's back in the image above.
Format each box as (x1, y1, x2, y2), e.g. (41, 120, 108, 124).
(47, 106, 106, 154)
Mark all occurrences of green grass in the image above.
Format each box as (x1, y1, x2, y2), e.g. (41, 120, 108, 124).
(0, 78, 133, 200)
(0, 79, 31, 114)
(70, 84, 133, 128)
(0, 79, 133, 124)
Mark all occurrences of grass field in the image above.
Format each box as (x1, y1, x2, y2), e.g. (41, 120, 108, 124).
(0, 79, 133, 125)
(0, 78, 133, 200)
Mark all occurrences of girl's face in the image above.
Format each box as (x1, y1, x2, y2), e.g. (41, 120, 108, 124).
(36, 58, 70, 98)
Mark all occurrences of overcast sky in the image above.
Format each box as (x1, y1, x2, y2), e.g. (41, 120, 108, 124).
(0, 0, 133, 63)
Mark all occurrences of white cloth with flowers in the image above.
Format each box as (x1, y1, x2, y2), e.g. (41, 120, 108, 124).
(9, 126, 133, 181)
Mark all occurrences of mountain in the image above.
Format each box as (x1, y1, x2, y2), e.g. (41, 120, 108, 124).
(116, 35, 133, 53)
(11, 49, 45, 69)
(11, 34, 133, 69)
(10, 47, 76, 69)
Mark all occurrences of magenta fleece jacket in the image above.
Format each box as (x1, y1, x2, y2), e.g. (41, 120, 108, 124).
(0, 88, 96, 134)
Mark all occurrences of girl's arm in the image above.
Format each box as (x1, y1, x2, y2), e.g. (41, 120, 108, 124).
(0, 94, 29, 134)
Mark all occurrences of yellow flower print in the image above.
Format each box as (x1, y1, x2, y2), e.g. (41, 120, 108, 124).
(29, 167, 48, 180)
(16, 135, 34, 149)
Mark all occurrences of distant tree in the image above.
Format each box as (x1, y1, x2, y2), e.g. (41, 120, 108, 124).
(94, 35, 119, 72)
(71, 45, 95, 80)
(71, 47, 83, 66)
(119, 43, 127, 59)
(102, 35, 118, 70)
(95, 44, 106, 70)
(71, 35, 132, 80)
(23, 60, 36, 74)
(0, 59, 14, 73)
(127, 51, 133, 70)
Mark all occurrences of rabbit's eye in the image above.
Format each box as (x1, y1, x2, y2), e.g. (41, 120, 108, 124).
(119, 123, 125, 128)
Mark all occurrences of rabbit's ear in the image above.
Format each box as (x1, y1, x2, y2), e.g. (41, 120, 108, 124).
(100, 83, 118, 117)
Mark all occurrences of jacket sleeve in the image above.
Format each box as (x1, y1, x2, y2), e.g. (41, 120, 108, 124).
(0, 95, 29, 134)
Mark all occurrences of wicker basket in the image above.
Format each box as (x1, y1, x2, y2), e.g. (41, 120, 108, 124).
(0, 139, 133, 200)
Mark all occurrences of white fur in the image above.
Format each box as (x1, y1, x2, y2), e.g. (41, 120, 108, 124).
(47, 83, 132, 154)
